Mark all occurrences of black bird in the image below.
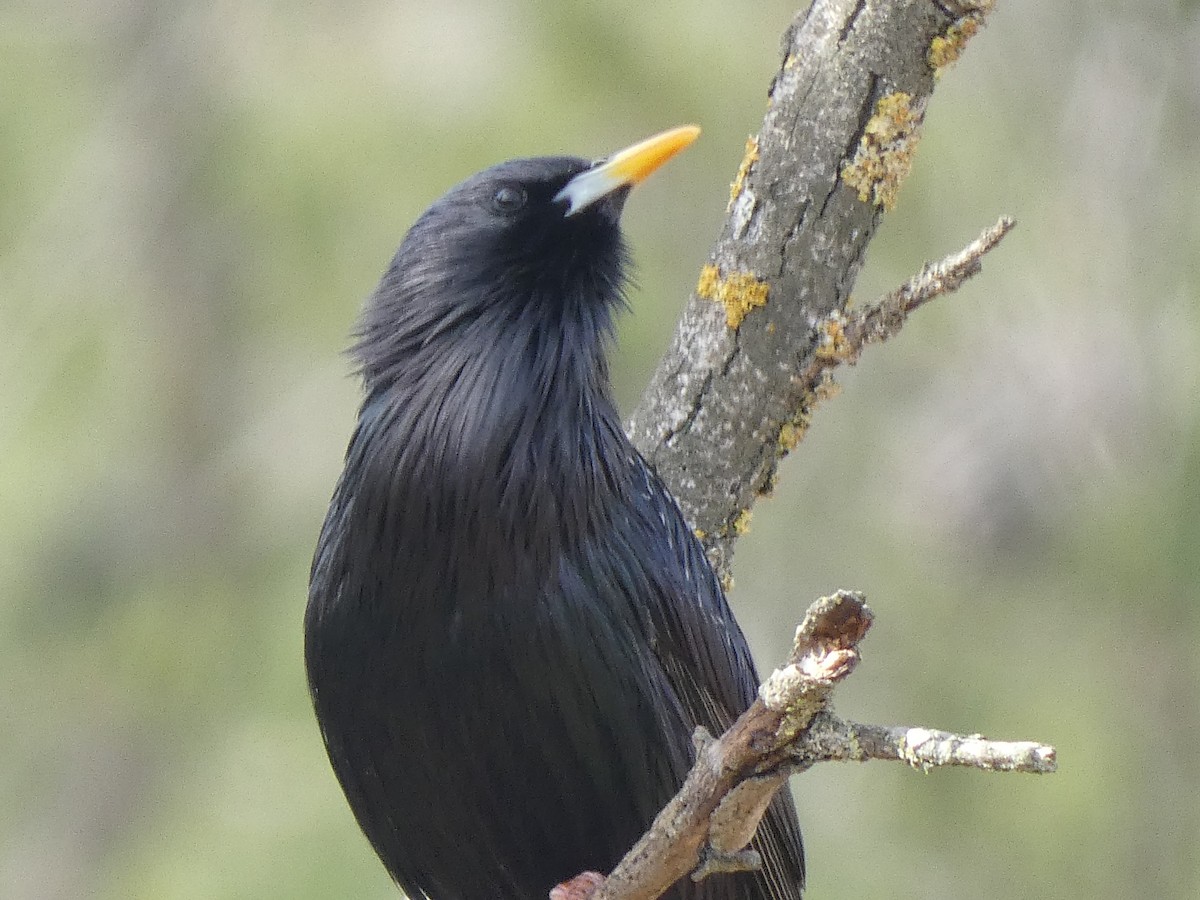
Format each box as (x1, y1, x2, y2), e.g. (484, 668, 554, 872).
(305, 126, 805, 900)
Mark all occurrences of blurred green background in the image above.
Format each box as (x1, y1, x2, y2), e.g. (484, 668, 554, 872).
(2, 1, 1197, 898)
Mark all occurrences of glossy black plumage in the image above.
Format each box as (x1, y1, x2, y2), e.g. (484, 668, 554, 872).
(305, 149, 805, 899)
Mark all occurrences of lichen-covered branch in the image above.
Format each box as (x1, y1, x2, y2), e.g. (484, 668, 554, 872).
(550, 591, 1056, 900)
(855, 214, 1015, 335)
(570, 5, 1035, 900)
(777, 215, 1015, 451)
(789, 712, 1057, 775)
(626, 0, 1001, 579)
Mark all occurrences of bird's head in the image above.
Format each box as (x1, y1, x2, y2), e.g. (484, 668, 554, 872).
(354, 126, 700, 389)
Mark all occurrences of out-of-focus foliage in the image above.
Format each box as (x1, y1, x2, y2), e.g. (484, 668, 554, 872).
(2, 1, 1197, 898)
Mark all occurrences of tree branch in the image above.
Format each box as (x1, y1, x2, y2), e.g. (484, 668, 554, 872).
(795, 716, 1057, 774)
(627, 0, 1002, 580)
(821, 215, 1015, 367)
(552, 593, 1056, 900)
(776, 214, 1015, 458)
(563, 3, 1036, 899)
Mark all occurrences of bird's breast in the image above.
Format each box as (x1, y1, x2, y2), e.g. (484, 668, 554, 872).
(331, 377, 629, 636)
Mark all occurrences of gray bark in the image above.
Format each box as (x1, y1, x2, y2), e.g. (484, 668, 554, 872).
(627, 0, 993, 577)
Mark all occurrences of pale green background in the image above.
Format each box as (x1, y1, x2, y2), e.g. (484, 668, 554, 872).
(2, 1, 1197, 898)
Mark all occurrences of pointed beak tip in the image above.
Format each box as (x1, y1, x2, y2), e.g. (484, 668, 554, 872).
(556, 124, 702, 217)
(611, 124, 702, 186)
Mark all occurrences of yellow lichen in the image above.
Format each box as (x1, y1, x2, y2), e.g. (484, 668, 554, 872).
(775, 400, 815, 458)
(775, 375, 840, 459)
(777, 420, 806, 454)
(693, 528, 707, 541)
(728, 136, 759, 208)
(697, 264, 721, 300)
(840, 91, 924, 212)
(696, 264, 770, 329)
(756, 472, 776, 499)
(928, 15, 983, 76)
(814, 312, 853, 362)
(813, 371, 842, 403)
(732, 508, 753, 535)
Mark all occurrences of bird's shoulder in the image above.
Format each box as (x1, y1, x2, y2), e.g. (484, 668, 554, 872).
(580, 434, 760, 726)
(576, 439, 807, 899)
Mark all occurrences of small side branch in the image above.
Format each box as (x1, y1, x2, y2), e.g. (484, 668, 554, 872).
(792, 712, 1057, 775)
(847, 214, 1015, 352)
(810, 216, 1016, 371)
(882, 214, 1014, 317)
(553, 590, 1056, 900)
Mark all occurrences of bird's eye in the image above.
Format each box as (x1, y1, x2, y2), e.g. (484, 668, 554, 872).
(491, 185, 527, 214)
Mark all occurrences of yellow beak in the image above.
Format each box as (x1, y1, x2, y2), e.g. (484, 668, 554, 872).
(555, 125, 701, 217)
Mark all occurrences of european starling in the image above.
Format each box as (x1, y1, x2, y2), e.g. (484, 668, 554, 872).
(305, 126, 805, 899)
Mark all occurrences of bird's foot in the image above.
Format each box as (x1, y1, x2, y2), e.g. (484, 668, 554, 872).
(691, 846, 762, 882)
(550, 871, 605, 900)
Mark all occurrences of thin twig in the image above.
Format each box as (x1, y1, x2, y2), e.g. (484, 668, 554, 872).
(811, 216, 1017, 370)
(859, 214, 1016, 337)
(791, 711, 1057, 775)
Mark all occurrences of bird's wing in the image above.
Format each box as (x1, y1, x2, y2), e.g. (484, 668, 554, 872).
(616, 446, 807, 899)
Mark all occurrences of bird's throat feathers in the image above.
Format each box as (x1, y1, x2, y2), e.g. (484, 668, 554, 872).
(355, 240, 626, 394)
(341, 248, 633, 583)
